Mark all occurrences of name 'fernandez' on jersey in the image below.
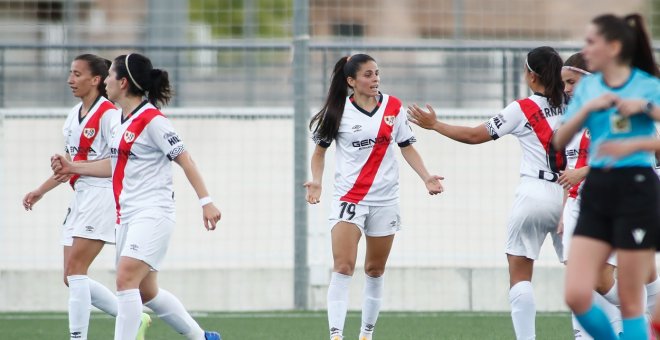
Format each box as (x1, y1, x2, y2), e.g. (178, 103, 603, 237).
(484, 93, 567, 182)
(313, 93, 415, 206)
(109, 101, 186, 223)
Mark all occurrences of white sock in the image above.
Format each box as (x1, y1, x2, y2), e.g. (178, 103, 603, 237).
(68, 275, 91, 340)
(115, 289, 142, 340)
(571, 312, 593, 339)
(593, 290, 622, 335)
(144, 288, 204, 340)
(602, 280, 620, 307)
(327, 272, 352, 338)
(88, 278, 118, 317)
(646, 276, 660, 316)
(360, 275, 383, 338)
(509, 281, 535, 340)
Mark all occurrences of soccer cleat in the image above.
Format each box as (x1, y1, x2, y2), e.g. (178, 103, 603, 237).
(331, 336, 342, 340)
(359, 334, 372, 340)
(204, 330, 222, 340)
(135, 313, 151, 340)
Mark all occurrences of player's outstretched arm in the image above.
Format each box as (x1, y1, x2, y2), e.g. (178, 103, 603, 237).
(407, 104, 491, 144)
(400, 145, 444, 195)
(51, 154, 112, 178)
(173, 150, 221, 231)
(304, 144, 326, 204)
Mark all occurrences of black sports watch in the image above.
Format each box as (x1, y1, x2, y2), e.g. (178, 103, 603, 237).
(642, 101, 655, 115)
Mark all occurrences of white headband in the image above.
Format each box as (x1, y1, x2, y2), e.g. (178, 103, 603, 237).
(125, 54, 145, 92)
(525, 58, 537, 75)
(562, 66, 591, 75)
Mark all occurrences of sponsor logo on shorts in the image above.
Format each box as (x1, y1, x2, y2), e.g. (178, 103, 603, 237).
(130, 244, 139, 251)
(632, 228, 646, 245)
(85, 225, 94, 232)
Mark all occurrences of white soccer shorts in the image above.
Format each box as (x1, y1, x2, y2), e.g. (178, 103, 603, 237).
(328, 199, 401, 237)
(505, 177, 564, 262)
(61, 186, 116, 246)
(115, 211, 175, 271)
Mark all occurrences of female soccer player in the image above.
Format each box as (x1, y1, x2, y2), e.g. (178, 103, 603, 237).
(23, 54, 150, 340)
(305, 54, 444, 340)
(408, 46, 566, 340)
(558, 53, 624, 339)
(561, 52, 660, 340)
(51, 53, 222, 340)
(553, 13, 660, 340)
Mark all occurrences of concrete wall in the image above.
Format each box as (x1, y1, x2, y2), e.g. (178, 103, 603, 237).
(1, 109, 568, 311)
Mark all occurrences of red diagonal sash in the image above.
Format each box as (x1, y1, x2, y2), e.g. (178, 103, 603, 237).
(340, 97, 401, 204)
(113, 108, 162, 223)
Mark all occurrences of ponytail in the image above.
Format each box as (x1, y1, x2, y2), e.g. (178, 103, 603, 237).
(624, 14, 659, 76)
(309, 53, 376, 141)
(113, 53, 173, 108)
(527, 46, 565, 108)
(147, 69, 172, 107)
(593, 13, 659, 76)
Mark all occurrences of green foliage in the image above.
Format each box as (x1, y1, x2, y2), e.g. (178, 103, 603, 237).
(189, 0, 292, 38)
(653, 0, 660, 37)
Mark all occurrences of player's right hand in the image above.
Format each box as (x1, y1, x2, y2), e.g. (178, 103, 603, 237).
(51, 154, 71, 175)
(303, 181, 322, 204)
(22, 190, 43, 211)
(407, 104, 440, 130)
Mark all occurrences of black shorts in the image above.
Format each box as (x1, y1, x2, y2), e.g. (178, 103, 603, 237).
(574, 167, 660, 250)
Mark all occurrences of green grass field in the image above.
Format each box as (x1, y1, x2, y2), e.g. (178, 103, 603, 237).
(0, 311, 572, 339)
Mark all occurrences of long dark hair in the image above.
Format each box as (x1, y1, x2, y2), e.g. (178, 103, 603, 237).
(113, 53, 172, 108)
(309, 54, 376, 141)
(526, 46, 565, 108)
(74, 54, 111, 98)
(592, 14, 659, 76)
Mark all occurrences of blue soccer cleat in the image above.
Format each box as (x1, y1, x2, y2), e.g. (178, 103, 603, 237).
(204, 330, 222, 340)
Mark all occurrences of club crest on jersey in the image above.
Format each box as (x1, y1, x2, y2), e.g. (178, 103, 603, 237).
(123, 131, 136, 143)
(82, 128, 96, 139)
(384, 115, 395, 126)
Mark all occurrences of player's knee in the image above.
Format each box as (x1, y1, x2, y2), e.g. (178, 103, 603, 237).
(334, 262, 355, 276)
(115, 271, 139, 291)
(565, 288, 590, 313)
(364, 265, 385, 278)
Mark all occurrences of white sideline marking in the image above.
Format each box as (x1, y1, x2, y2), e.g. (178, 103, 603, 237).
(0, 311, 567, 320)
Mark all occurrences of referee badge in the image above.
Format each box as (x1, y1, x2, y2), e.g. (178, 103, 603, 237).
(124, 131, 136, 143)
(610, 114, 631, 134)
(384, 115, 395, 126)
(82, 128, 96, 139)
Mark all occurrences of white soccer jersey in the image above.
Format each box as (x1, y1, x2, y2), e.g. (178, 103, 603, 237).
(109, 101, 185, 223)
(484, 94, 567, 181)
(314, 93, 415, 206)
(62, 96, 118, 190)
(565, 129, 590, 199)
